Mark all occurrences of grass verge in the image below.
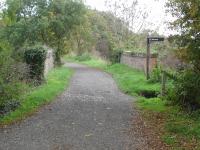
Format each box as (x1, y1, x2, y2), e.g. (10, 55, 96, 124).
(65, 55, 200, 149)
(138, 99, 200, 149)
(0, 67, 73, 125)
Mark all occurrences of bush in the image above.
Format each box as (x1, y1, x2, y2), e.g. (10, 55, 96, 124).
(149, 66, 162, 83)
(24, 45, 47, 82)
(172, 69, 200, 111)
(75, 53, 91, 61)
(109, 49, 122, 64)
(0, 82, 24, 115)
(0, 41, 27, 115)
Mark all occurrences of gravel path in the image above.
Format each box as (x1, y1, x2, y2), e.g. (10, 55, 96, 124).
(0, 63, 146, 150)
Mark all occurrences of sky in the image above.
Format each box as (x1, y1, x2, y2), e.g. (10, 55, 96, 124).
(84, 0, 175, 36)
(0, 0, 175, 35)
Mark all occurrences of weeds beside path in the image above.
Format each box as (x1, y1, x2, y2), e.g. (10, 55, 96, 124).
(0, 66, 73, 125)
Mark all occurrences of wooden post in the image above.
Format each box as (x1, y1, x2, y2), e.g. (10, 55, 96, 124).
(161, 71, 167, 97)
(146, 36, 164, 80)
(146, 37, 150, 80)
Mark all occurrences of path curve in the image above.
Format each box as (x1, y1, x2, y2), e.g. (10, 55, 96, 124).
(0, 63, 146, 150)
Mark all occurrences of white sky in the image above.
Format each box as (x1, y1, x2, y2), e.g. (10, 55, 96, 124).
(0, 0, 175, 35)
(85, 0, 175, 36)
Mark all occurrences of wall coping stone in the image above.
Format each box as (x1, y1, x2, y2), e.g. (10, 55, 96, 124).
(123, 51, 158, 58)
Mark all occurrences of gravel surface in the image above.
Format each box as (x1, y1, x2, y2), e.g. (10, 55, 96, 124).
(0, 63, 149, 150)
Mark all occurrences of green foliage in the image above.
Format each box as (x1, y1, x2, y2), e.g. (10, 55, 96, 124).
(3, 0, 86, 64)
(139, 93, 200, 148)
(0, 82, 25, 115)
(67, 10, 128, 60)
(149, 66, 162, 83)
(64, 55, 108, 69)
(105, 64, 160, 96)
(167, 0, 200, 67)
(162, 135, 177, 145)
(74, 53, 91, 62)
(0, 41, 27, 114)
(0, 0, 86, 115)
(172, 69, 200, 111)
(66, 9, 170, 63)
(167, 0, 200, 110)
(109, 49, 123, 64)
(165, 110, 200, 145)
(124, 30, 167, 54)
(24, 45, 47, 82)
(0, 66, 73, 124)
(48, 0, 86, 64)
(164, 83, 176, 103)
(137, 97, 167, 112)
(67, 11, 94, 55)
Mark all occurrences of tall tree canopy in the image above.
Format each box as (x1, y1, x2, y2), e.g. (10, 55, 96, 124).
(167, 0, 200, 108)
(2, 0, 86, 64)
(167, 0, 200, 71)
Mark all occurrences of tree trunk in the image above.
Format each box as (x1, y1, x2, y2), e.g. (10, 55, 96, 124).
(55, 40, 62, 66)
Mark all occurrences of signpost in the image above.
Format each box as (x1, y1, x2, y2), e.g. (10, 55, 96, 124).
(146, 36, 164, 80)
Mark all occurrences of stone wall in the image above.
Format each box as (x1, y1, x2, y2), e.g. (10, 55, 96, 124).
(160, 53, 181, 70)
(44, 46, 54, 76)
(120, 52, 157, 72)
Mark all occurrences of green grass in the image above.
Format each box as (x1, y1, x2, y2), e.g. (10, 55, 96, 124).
(137, 94, 200, 148)
(104, 64, 160, 96)
(137, 94, 200, 147)
(0, 67, 73, 125)
(63, 55, 107, 69)
(80, 58, 107, 69)
(137, 97, 167, 112)
(162, 134, 177, 145)
(65, 55, 200, 149)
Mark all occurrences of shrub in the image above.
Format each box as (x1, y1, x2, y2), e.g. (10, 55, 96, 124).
(149, 66, 162, 83)
(0, 41, 27, 115)
(24, 45, 47, 82)
(109, 49, 122, 64)
(172, 69, 200, 111)
(75, 53, 91, 61)
(0, 81, 24, 115)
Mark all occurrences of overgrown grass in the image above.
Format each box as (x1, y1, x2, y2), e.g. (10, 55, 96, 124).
(63, 55, 107, 69)
(0, 67, 73, 125)
(65, 55, 200, 149)
(104, 64, 160, 96)
(137, 91, 200, 148)
(137, 97, 167, 112)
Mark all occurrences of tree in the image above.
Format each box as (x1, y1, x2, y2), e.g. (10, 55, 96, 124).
(2, 0, 86, 64)
(48, 0, 86, 64)
(167, 0, 200, 71)
(105, 0, 148, 36)
(69, 17, 94, 55)
(167, 0, 200, 109)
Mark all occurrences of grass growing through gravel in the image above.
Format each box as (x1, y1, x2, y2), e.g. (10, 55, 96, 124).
(65, 55, 200, 149)
(0, 67, 73, 125)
